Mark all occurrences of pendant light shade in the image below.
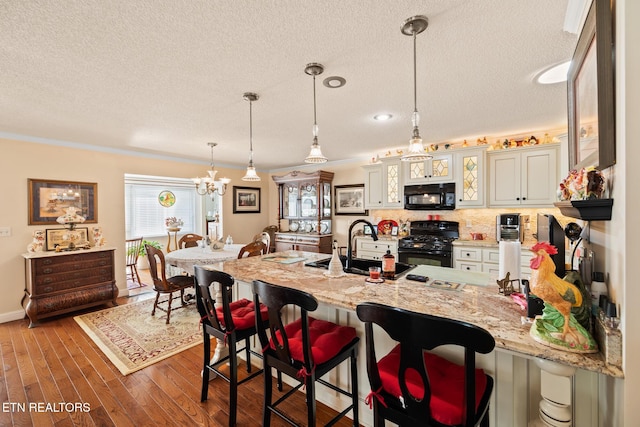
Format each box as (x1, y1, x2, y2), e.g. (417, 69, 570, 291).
(242, 92, 261, 182)
(304, 62, 328, 164)
(400, 15, 432, 162)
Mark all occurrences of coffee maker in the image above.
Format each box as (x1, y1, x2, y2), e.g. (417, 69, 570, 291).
(496, 214, 524, 242)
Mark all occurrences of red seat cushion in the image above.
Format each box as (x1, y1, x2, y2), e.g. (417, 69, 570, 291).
(215, 298, 268, 331)
(377, 344, 488, 426)
(272, 317, 357, 365)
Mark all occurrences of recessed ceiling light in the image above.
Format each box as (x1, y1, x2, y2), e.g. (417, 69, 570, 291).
(322, 76, 346, 88)
(536, 60, 571, 84)
(373, 114, 393, 121)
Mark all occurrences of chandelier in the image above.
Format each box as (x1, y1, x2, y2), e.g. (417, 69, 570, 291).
(304, 62, 328, 164)
(191, 142, 231, 197)
(400, 15, 432, 162)
(241, 92, 261, 181)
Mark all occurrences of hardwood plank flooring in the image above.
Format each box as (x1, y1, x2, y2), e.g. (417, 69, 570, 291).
(0, 269, 359, 426)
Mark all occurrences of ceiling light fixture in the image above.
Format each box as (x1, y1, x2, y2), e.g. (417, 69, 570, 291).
(373, 113, 393, 121)
(191, 142, 231, 197)
(304, 62, 328, 164)
(536, 60, 571, 84)
(400, 15, 432, 162)
(241, 92, 261, 182)
(323, 76, 346, 88)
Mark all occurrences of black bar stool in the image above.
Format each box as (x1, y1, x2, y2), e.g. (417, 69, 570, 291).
(356, 302, 495, 427)
(194, 266, 269, 426)
(252, 279, 359, 427)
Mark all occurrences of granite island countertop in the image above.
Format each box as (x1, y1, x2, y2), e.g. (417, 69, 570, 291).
(208, 250, 623, 378)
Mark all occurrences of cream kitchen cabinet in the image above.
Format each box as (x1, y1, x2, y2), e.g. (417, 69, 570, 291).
(454, 147, 486, 208)
(403, 153, 454, 184)
(488, 144, 559, 207)
(355, 237, 398, 261)
(363, 158, 403, 209)
(455, 245, 531, 280)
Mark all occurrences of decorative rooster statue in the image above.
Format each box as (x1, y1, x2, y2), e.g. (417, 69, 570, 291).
(528, 242, 597, 353)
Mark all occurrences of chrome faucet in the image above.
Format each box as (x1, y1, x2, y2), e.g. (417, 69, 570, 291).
(346, 219, 378, 270)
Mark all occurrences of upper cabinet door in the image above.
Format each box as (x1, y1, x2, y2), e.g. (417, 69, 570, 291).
(283, 184, 299, 218)
(403, 154, 454, 184)
(299, 181, 318, 217)
(455, 148, 485, 208)
(488, 144, 558, 207)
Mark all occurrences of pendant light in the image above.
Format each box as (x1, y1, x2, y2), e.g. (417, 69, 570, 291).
(304, 62, 328, 164)
(241, 92, 261, 181)
(400, 15, 432, 162)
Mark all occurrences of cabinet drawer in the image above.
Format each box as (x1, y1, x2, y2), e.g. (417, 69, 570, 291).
(34, 258, 112, 275)
(275, 234, 297, 243)
(454, 247, 482, 262)
(34, 267, 113, 286)
(483, 249, 500, 264)
(483, 264, 500, 277)
(357, 250, 385, 261)
(34, 251, 112, 269)
(296, 236, 320, 245)
(458, 262, 481, 272)
(358, 241, 398, 252)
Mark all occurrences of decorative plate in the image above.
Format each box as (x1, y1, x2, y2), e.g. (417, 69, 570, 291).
(320, 222, 329, 233)
(289, 222, 299, 232)
(304, 222, 313, 233)
(377, 219, 398, 235)
(158, 190, 176, 207)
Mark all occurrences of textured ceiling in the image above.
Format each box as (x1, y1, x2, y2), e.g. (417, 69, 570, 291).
(0, 0, 578, 170)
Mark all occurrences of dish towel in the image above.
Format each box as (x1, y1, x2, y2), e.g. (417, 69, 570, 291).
(499, 241, 521, 281)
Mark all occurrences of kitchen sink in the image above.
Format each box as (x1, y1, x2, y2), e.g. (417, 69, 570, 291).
(305, 255, 416, 277)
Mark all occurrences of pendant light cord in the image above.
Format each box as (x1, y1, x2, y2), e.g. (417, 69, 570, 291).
(313, 73, 318, 140)
(413, 29, 418, 115)
(249, 99, 254, 165)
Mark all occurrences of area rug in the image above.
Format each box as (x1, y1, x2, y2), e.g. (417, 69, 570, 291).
(74, 298, 201, 375)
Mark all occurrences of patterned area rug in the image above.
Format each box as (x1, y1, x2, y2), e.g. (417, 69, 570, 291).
(74, 298, 201, 375)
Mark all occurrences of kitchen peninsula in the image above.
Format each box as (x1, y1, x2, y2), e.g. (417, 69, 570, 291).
(211, 251, 622, 426)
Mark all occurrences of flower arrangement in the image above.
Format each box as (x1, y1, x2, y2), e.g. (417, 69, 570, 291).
(558, 167, 606, 201)
(165, 217, 184, 229)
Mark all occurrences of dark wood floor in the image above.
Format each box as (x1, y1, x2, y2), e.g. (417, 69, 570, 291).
(0, 270, 358, 426)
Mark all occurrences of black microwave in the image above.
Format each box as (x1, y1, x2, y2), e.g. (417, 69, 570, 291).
(404, 183, 456, 210)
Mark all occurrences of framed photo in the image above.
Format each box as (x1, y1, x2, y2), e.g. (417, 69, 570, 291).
(233, 186, 261, 213)
(334, 184, 368, 215)
(45, 227, 89, 251)
(567, 0, 615, 171)
(363, 225, 372, 235)
(28, 179, 98, 225)
(391, 226, 399, 236)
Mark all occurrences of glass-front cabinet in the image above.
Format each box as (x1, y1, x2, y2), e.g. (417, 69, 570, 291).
(272, 170, 334, 254)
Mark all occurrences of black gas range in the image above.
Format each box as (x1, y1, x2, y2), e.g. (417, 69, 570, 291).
(397, 220, 459, 268)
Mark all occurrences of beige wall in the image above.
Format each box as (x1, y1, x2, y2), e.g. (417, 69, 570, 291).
(0, 138, 269, 321)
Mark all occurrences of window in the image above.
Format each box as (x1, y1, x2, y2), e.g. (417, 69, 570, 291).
(125, 174, 200, 239)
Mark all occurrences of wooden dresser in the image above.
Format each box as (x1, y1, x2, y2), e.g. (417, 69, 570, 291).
(22, 247, 118, 327)
(274, 233, 333, 254)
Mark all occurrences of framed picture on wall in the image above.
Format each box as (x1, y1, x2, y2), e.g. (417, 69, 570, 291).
(45, 227, 89, 251)
(567, 0, 615, 171)
(334, 184, 368, 215)
(28, 179, 98, 225)
(233, 186, 261, 213)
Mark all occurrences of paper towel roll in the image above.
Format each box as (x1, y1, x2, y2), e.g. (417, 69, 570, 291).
(499, 241, 521, 281)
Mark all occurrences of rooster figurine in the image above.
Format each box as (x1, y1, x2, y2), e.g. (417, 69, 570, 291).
(529, 242, 597, 353)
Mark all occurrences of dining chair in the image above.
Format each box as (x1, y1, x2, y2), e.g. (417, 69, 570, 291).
(237, 240, 267, 258)
(253, 231, 271, 252)
(194, 266, 269, 426)
(252, 279, 359, 427)
(178, 233, 202, 249)
(125, 237, 143, 287)
(356, 302, 495, 427)
(145, 244, 194, 324)
(262, 225, 279, 253)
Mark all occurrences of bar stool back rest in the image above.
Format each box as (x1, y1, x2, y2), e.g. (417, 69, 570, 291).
(356, 302, 495, 427)
(252, 279, 359, 427)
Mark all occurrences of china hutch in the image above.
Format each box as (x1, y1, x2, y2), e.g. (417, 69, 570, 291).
(272, 170, 333, 254)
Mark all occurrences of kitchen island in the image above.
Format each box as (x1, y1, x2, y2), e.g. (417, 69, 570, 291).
(207, 251, 622, 426)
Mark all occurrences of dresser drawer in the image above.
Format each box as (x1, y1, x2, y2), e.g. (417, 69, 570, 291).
(35, 273, 114, 294)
